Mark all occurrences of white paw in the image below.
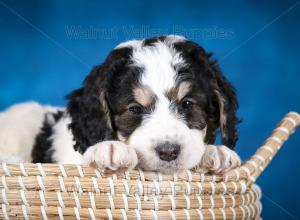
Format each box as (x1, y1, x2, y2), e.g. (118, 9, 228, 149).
(218, 145, 241, 172)
(199, 145, 241, 174)
(83, 141, 138, 172)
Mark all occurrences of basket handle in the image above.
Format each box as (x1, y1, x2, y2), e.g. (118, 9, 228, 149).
(225, 112, 300, 183)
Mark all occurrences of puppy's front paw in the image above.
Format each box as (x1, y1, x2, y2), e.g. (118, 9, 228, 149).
(218, 145, 241, 172)
(199, 145, 241, 174)
(83, 141, 138, 172)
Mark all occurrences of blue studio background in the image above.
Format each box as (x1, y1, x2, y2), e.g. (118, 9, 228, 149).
(0, 0, 299, 219)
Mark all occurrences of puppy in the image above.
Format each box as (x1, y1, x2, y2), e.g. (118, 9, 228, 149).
(0, 35, 240, 173)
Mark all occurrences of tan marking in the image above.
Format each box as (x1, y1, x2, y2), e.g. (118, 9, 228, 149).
(117, 131, 128, 143)
(215, 90, 227, 136)
(165, 81, 192, 101)
(133, 86, 155, 107)
(99, 91, 112, 129)
(177, 81, 192, 100)
(110, 143, 114, 166)
(202, 126, 207, 137)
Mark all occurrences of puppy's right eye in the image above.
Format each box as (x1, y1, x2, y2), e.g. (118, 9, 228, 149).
(128, 105, 143, 115)
(181, 99, 194, 110)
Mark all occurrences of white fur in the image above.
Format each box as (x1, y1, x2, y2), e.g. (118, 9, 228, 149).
(132, 41, 185, 95)
(0, 102, 58, 162)
(50, 115, 83, 164)
(115, 39, 143, 49)
(197, 145, 241, 173)
(126, 39, 206, 173)
(83, 141, 138, 171)
(128, 103, 206, 172)
(115, 35, 186, 50)
(164, 35, 186, 45)
(50, 117, 139, 168)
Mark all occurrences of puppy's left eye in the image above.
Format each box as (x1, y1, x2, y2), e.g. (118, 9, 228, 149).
(181, 99, 194, 110)
(128, 105, 143, 115)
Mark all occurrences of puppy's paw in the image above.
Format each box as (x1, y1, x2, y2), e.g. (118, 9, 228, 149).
(199, 145, 241, 174)
(218, 145, 241, 172)
(83, 141, 138, 172)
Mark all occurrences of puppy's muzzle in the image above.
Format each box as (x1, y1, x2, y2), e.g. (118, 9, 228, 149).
(155, 142, 180, 161)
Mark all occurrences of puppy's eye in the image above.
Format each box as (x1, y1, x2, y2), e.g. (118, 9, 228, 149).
(128, 105, 143, 115)
(181, 99, 194, 110)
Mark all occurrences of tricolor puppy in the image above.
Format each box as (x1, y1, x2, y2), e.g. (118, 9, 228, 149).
(0, 35, 241, 173)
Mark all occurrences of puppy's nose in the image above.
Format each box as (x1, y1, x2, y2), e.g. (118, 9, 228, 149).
(155, 142, 180, 161)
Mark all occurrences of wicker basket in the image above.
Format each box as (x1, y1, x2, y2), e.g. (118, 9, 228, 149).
(0, 112, 299, 220)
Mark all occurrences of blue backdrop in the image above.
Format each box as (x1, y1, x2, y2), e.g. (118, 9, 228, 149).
(0, 0, 299, 218)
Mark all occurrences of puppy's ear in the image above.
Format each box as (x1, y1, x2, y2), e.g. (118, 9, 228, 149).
(210, 59, 239, 149)
(181, 41, 239, 148)
(174, 40, 239, 148)
(66, 64, 113, 153)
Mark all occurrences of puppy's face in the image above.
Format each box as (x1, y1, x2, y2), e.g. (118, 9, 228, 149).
(68, 35, 238, 173)
(120, 82, 207, 172)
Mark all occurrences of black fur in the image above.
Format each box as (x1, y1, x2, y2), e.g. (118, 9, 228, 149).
(66, 47, 144, 153)
(173, 40, 239, 149)
(31, 111, 64, 162)
(143, 36, 167, 46)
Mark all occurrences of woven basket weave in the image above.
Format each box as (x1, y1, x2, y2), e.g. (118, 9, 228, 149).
(0, 112, 299, 220)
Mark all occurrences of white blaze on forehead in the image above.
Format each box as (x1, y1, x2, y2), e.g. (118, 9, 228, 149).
(115, 35, 186, 49)
(164, 35, 186, 45)
(115, 39, 143, 49)
(132, 41, 185, 96)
